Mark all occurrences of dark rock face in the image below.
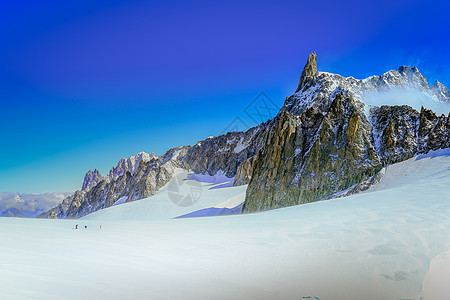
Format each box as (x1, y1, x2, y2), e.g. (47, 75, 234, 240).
(234, 156, 255, 186)
(181, 123, 269, 178)
(369, 105, 420, 164)
(244, 102, 450, 213)
(243, 92, 382, 212)
(81, 169, 103, 191)
(369, 106, 450, 164)
(418, 108, 450, 152)
(295, 52, 318, 93)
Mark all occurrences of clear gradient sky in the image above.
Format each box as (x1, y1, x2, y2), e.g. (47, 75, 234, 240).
(1, 0, 449, 193)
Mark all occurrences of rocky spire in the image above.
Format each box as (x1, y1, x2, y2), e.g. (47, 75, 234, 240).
(81, 169, 103, 191)
(295, 52, 318, 93)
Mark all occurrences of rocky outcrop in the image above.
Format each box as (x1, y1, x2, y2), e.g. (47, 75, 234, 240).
(417, 107, 450, 152)
(295, 52, 318, 93)
(81, 169, 103, 191)
(45, 191, 83, 219)
(233, 156, 255, 186)
(243, 92, 382, 212)
(243, 54, 450, 213)
(181, 123, 270, 178)
(107, 151, 152, 181)
(369, 105, 449, 164)
(127, 147, 190, 203)
(369, 105, 420, 164)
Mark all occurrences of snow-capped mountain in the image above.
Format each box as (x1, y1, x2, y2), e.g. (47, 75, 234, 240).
(243, 53, 449, 212)
(41, 52, 450, 219)
(431, 80, 450, 103)
(283, 53, 449, 117)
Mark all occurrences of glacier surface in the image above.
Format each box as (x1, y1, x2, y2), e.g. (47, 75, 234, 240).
(0, 150, 449, 299)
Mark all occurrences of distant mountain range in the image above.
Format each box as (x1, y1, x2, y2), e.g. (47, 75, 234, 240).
(41, 53, 450, 219)
(0, 192, 72, 217)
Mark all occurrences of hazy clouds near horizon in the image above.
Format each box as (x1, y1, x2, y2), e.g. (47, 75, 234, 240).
(0, 192, 72, 217)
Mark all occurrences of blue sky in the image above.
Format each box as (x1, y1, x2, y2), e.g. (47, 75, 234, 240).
(1, 0, 449, 193)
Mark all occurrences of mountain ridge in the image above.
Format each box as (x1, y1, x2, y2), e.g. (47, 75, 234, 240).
(41, 53, 450, 218)
(243, 55, 449, 212)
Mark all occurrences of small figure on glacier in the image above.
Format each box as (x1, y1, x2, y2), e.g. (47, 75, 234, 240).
(85, 225, 87, 229)
(75, 224, 78, 229)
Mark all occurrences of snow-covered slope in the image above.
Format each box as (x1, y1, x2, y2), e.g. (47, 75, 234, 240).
(82, 169, 246, 221)
(1, 149, 449, 299)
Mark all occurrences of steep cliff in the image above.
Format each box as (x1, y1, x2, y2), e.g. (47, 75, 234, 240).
(243, 92, 382, 212)
(243, 53, 450, 213)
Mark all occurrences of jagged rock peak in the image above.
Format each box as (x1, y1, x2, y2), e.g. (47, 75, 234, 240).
(282, 60, 450, 118)
(107, 151, 152, 181)
(398, 65, 420, 74)
(431, 80, 450, 102)
(396, 65, 429, 90)
(81, 169, 103, 191)
(295, 52, 318, 93)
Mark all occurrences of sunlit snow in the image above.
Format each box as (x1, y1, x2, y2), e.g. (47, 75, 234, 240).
(0, 150, 449, 299)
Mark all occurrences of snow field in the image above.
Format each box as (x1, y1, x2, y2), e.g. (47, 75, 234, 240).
(0, 150, 449, 299)
(82, 169, 245, 221)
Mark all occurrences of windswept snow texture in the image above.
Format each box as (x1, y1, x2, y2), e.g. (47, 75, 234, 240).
(175, 203, 243, 218)
(186, 171, 235, 189)
(176, 193, 246, 218)
(0, 150, 449, 299)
